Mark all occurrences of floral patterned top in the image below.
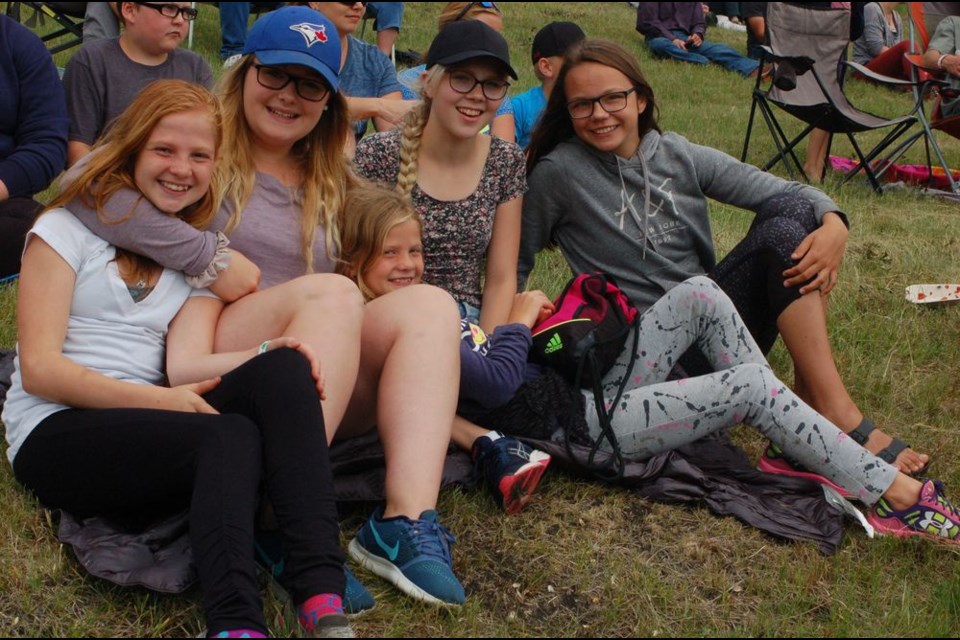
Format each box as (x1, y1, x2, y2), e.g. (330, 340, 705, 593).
(354, 130, 527, 308)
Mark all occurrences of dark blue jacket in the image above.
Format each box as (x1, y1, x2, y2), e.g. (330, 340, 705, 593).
(457, 320, 541, 422)
(0, 15, 68, 198)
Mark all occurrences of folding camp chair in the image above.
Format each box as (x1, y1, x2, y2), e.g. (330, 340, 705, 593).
(5, 2, 86, 55)
(740, 2, 922, 193)
(889, 3, 960, 195)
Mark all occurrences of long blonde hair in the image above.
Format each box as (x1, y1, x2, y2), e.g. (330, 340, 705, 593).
(338, 183, 421, 301)
(49, 80, 224, 283)
(216, 54, 357, 274)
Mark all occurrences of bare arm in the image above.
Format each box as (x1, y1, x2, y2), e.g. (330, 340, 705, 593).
(166, 296, 324, 396)
(60, 161, 259, 298)
(491, 112, 516, 144)
(345, 92, 416, 131)
(746, 16, 765, 42)
(924, 47, 960, 77)
(17, 236, 218, 413)
(479, 195, 522, 333)
(67, 140, 92, 167)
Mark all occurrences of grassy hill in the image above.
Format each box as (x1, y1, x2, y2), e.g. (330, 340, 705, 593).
(1, 2, 958, 636)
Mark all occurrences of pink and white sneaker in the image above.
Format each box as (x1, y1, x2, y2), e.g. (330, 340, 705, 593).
(757, 442, 852, 499)
(868, 480, 960, 542)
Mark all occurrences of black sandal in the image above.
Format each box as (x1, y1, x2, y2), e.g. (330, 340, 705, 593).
(849, 417, 927, 474)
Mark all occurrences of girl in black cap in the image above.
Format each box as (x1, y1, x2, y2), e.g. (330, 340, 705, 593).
(355, 19, 526, 336)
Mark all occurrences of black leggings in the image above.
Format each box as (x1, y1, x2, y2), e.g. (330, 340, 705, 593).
(13, 348, 343, 635)
(682, 193, 820, 375)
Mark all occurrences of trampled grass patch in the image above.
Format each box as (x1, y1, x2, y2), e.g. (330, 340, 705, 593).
(1, 2, 959, 637)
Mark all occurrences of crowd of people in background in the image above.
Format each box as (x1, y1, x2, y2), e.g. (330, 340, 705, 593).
(1, 2, 960, 638)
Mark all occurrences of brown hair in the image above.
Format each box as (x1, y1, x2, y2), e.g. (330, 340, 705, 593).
(338, 183, 421, 301)
(216, 54, 357, 274)
(526, 38, 660, 174)
(49, 79, 224, 283)
(438, 2, 502, 30)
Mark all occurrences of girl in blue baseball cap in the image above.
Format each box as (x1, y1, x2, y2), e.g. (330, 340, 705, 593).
(60, 3, 467, 615)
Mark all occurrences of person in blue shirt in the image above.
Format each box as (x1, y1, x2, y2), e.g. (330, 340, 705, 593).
(294, 1, 412, 146)
(513, 21, 585, 150)
(366, 2, 404, 57)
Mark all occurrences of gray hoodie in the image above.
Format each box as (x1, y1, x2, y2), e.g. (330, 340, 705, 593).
(519, 131, 845, 312)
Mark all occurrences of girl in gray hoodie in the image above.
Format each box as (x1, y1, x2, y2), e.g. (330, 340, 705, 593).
(520, 40, 934, 501)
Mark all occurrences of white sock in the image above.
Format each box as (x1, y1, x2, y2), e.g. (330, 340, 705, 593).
(485, 430, 503, 442)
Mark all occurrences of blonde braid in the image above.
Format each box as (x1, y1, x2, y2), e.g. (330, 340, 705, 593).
(396, 102, 428, 198)
(396, 65, 445, 198)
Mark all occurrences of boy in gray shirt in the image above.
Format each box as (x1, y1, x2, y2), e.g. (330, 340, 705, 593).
(64, 1, 212, 165)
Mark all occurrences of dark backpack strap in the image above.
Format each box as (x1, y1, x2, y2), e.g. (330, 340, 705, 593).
(565, 318, 639, 482)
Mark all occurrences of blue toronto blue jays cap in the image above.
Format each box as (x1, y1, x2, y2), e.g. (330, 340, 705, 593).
(242, 6, 341, 92)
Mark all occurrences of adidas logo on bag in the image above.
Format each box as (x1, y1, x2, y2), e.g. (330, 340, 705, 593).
(544, 333, 563, 355)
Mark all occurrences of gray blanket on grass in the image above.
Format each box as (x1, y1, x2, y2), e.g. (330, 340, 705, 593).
(0, 349, 844, 593)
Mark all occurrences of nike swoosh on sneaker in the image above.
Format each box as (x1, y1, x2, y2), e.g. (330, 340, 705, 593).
(369, 520, 400, 561)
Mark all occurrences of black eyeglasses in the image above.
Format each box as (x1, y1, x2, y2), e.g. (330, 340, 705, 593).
(133, 2, 198, 21)
(566, 88, 637, 119)
(447, 70, 509, 101)
(253, 65, 329, 102)
(452, 2, 501, 23)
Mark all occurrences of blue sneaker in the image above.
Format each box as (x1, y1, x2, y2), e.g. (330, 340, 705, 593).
(348, 509, 465, 605)
(472, 435, 551, 514)
(343, 566, 375, 615)
(253, 529, 375, 615)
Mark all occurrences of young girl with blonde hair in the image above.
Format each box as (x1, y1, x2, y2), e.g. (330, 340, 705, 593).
(338, 183, 553, 514)
(61, 6, 466, 608)
(355, 20, 526, 332)
(4, 79, 354, 638)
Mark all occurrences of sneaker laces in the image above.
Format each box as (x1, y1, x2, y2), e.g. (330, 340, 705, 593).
(409, 519, 456, 565)
(928, 480, 959, 515)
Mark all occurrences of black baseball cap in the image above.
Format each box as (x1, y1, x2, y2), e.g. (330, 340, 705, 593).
(425, 20, 518, 79)
(531, 21, 586, 64)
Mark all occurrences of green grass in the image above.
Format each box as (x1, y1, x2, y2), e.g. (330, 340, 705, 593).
(2, 2, 960, 637)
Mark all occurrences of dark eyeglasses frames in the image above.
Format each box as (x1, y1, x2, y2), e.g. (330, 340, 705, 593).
(567, 88, 637, 119)
(133, 2, 198, 21)
(447, 70, 509, 101)
(253, 65, 330, 102)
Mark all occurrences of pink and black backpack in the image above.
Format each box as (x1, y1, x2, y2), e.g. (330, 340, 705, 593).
(530, 272, 639, 389)
(529, 272, 641, 480)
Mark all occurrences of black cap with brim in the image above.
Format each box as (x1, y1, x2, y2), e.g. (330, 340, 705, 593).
(425, 21, 518, 80)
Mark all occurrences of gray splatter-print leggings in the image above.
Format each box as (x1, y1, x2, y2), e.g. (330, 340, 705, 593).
(583, 276, 898, 505)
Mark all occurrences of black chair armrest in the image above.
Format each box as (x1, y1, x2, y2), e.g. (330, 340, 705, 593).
(758, 45, 815, 74)
(843, 60, 916, 86)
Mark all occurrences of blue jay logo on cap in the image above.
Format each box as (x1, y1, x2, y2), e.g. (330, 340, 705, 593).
(290, 23, 329, 47)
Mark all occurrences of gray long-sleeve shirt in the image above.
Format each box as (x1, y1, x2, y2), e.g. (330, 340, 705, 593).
(519, 131, 845, 313)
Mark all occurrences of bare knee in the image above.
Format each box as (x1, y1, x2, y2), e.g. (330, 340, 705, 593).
(289, 274, 364, 318)
(372, 284, 459, 328)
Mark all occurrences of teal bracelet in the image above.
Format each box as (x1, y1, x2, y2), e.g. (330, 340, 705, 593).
(258, 340, 270, 355)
